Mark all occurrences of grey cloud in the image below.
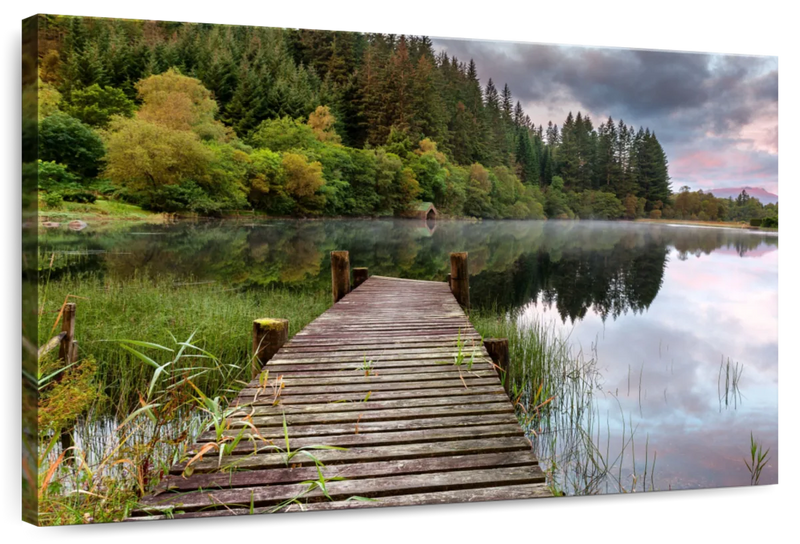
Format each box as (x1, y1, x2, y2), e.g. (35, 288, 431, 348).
(434, 38, 775, 136)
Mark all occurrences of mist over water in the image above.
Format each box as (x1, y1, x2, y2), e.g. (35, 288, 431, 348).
(41, 219, 778, 491)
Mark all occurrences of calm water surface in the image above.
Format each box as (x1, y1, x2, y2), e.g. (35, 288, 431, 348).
(42, 219, 778, 493)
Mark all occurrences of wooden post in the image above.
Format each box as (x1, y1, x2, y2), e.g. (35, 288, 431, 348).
(446, 273, 452, 290)
(449, 252, 470, 310)
(59, 303, 76, 364)
(252, 318, 289, 379)
(60, 430, 74, 465)
(331, 250, 351, 303)
(353, 267, 369, 289)
(484, 338, 510, 395)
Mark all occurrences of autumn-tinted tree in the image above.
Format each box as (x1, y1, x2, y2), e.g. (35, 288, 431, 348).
(103, 116, 213, 193)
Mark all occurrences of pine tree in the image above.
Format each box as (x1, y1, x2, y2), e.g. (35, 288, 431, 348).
(383, 35, 415, 136)
(558, 112, 580, 186)
(411, 54, 446, 143)
(224, 65, 267, 137)
(513, 101, 525, 127)
(501, 84, 513, 122)
(515, 128, 540, 185)
(483, 78, 506, 165)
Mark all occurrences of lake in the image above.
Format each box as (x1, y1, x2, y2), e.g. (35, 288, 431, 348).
(41, 219, 779, 493)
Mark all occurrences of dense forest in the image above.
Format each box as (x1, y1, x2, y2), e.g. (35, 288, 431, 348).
(35, 15, 773, 222)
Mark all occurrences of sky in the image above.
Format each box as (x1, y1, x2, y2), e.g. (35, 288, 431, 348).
(431, 37, 779, 195)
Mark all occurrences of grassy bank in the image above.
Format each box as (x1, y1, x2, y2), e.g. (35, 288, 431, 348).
(38, 198, 165, 223)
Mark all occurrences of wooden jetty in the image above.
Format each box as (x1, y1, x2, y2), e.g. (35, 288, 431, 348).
(130, 252, 551, 520)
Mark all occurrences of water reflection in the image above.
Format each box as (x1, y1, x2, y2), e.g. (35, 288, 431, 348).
(41, 220, 776, 317)
(41, 219, 778, 492)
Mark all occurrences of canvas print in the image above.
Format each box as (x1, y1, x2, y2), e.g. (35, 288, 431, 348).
(21, 14, 778, 526)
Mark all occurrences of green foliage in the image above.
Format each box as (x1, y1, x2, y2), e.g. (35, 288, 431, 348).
(63, 84, 135, 127)
(38, 79, 62, 120)
(37, 161, 80, 190)
(144, 181, 223, 215)
(749, 218, 762, 227)
(761, 216, 778, 228)
(39, 112, 105, 178)
(62, 190, 97, 204)
(571, 190, 625, 220)
(42, 191, 64, 209)
(249, 116, 320, 152)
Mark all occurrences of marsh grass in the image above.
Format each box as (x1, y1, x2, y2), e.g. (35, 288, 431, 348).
(744, 432, 771, 485)
(38, 272, 329, 416)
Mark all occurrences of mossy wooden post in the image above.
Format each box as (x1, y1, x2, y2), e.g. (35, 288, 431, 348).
(331, 250, 351, 303)
(484, 338, 510, 395)
(252, 318, 289, 380)
(59, 303, 76, 364)
(449, 252, 470, 310)
(353, 267, 369, 289)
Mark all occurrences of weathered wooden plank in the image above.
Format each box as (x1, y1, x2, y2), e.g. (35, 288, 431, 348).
(242, 370, 496, 388)
(274, 348, 486, 360)
(235, 393, 508, 415)
(233, 385, 507, 406)
(138, 466, 544, 513)
(256, 361, 496, 376)
(224, 402, 513, 429)
(286, 330, 481, 347)
(152, 451, 540, 493)
(267, 354, 489, 366)
(195, 422, 524, 453)
(237, 377, 500, 397)
(241, 396, 514, 422)
(274, 483, 553, 512)
(172, 436, 533, 474)
(283, 337, 483, 349)
(296, 328, 472, 334)
(130, 484, 553, 520)
(201, 413, 516, 439)
(280, 341, 484, 354)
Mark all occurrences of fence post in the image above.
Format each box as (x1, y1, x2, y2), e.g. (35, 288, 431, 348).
(252, 318, 289, 380)
(59, 303, 77, 364)
(449, 252, 470, 310)
(331, 250, 351, 303)
(484, 338, 510, 395)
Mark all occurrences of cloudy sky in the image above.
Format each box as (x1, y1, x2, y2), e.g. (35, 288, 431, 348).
(431, 38, 779, 194)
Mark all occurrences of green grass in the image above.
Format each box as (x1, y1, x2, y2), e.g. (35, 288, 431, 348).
(38, 272, 330, 415)
(39, 198, 161, 222)
(745, 432, 771, 485)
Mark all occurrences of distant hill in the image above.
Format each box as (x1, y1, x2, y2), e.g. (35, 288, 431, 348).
(707, 186, 779, 204)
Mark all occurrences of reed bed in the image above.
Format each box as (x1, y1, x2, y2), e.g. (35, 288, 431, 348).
(38, 272, 330, 416)
(472, 309, 658, 495)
